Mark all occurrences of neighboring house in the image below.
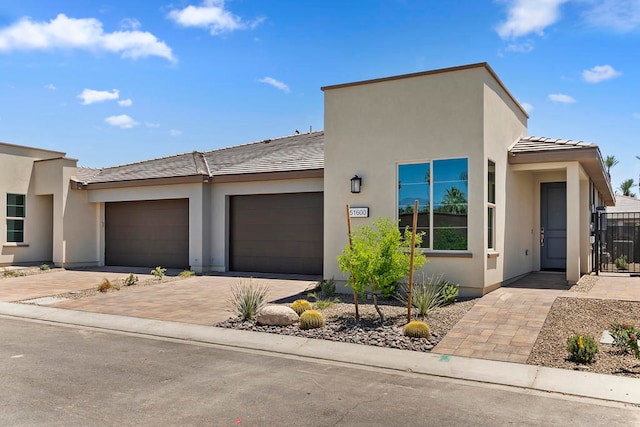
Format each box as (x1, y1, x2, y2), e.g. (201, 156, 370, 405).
(0, 63, 615, 296)
(603, 195, 640, 268)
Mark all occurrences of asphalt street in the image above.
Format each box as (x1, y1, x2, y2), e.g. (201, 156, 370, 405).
(1, 316, 638, 426)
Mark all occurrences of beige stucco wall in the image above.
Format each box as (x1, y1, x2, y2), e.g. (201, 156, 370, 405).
(0, 145, 63, 265)
(209, 177, 323, 272)
(323, 66, 512, 296)
(482, 77, 528, 290)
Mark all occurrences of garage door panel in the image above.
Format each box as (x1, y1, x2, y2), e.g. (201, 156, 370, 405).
(105, 199, 189, 269)
(230, 193, 323, 275)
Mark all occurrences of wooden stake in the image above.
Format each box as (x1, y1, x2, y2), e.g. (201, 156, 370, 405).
(407, 200, 419, 323)
(346, 204, 359, 320)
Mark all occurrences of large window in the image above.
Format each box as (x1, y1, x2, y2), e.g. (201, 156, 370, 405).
(6, 194, 25, 243)
(488, 160, 496, 250)
(398, 158, 468, 250)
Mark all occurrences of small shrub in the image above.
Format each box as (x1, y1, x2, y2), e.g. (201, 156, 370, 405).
(39, 264, 50, 271)
(614, 255, 628, 270)
(151, 266, 166, 280)
(229, 279, 270, 321)
(299, 310, 325, 330)
(97, 278, 112, 293)
(439, 280, 459, 305)
(123, 274, 138, 286)
(307, 291, 341, 310)
(609, 323, 640, 359)
(3, 269, 24, 278)
(396, 274, 443, 319)
(290, 299, 312, 315)
(179, 270, 196, 277)
(567, 334, 598, 364)
(320, 277, 336, 298)
(404, 321, 431, 338)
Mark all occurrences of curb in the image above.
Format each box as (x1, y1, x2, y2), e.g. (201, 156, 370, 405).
(1, 301, 639, 406)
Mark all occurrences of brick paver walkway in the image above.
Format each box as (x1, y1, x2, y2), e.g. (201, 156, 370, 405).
(52, 275, 317, 325)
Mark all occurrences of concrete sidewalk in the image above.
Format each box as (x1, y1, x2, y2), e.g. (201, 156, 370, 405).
(1, 301, 638, 406)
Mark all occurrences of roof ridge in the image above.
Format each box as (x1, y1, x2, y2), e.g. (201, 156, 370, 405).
(202, 130, 324, 156)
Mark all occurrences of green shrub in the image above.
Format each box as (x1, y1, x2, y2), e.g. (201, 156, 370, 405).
(614, 255, 628, 270)
(567, 334, 598, 364)
(290, 299, 312, 315)
(179, 270, 196, 277)
(404, 321, 431, 338)
(396, 274, 443, 319)
(320, 277, 336, 298)
(39, 264, 50, 271)
(609, 323, 640, 359)
(229, 279, 269, 321)
(98, 279, 112, 293)
(124, 273, 138, 286)
(3, 269, 24, 278)
(299, 310, 325, 330)
(151, 266, 166, 280)
(439, 280, 459, 305)
(307, 291, 340, 310)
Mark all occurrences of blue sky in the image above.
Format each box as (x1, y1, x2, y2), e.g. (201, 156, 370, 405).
(1, 0, 639, 194)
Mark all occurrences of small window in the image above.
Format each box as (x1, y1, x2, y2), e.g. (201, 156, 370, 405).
(398, 163, 430, 248)
(6, 193, 25, 243)
(487, 161, 496, 250)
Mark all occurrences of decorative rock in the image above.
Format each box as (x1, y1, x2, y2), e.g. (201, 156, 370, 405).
(256, 305, 299, 326)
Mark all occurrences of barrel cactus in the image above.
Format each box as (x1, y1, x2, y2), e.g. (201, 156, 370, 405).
(290, 299, 312, 315)
(404, 321, 431, 338)
(299, 309, 325, 330)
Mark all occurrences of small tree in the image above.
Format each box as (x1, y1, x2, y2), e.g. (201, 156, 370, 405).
(604, 155, 619, 175)
(337, 217, 426, 323)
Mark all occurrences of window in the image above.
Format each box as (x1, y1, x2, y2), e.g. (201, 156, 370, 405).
(488, 160, 496, 250)
(398, 158, 468, 250)
(6, 194, 25, 243)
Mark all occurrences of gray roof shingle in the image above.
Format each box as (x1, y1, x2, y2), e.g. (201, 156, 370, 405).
(510, 136, 598, 154)
(74, 131, 324, 184)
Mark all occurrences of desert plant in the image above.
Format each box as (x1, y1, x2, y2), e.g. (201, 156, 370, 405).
(179, 270, 196, 277)
(337, 217, 426, 323)
(439, 280, 459, 305)
(404, 321, 431, 338)
(97, 278, 112, 293)
(614, 255, 628, 270)
(567, 334, 598, 364)
(39, 264, 50, 271)
(229, 279, 269, 321)
(299, 310, 325, 330)
(609, 323, 640, 359)
(3, 269, 24, 278)
(151, 266, 166, 280)
(124, 273, 138, 286)
(307, 291, 341, 310)
(319, 277, 336, 298)
(396, 274, 443, 319)
(290, 299, 312, 315)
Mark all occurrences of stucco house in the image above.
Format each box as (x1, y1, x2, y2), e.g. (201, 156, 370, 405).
(1, 63, 614, 296)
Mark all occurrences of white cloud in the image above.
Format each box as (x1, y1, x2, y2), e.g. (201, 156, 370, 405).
(548, 93, 576, 103)
(0, 13, 175, 62)
(78, 88, 119, 105)
(583, 0, 640, 31)
(105, 114, 139, 129)
(170, 129, 182, 136)
(119, 18, 141, 31)
(504, 40, 535, 53)
(168, 0, 264, 35)
(582, 64, 622, 83)
(520, 102, 534, 113)
(44, 83, 56, 90)
(497, 0, 569, 39)
(258, 76, 290, 93)
(145, 121, 160, 128)
(118, 98, 133, 107)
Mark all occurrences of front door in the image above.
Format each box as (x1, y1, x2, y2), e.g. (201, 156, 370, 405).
(540, 182, 567, 271)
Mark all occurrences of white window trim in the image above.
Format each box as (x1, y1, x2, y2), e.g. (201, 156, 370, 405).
(6, 193, 26, 244)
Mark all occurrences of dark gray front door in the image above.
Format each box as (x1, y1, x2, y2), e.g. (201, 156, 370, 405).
(540, 182, 567, 271)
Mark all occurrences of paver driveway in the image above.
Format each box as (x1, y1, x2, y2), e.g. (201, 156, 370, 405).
(52, 275, 318, 325)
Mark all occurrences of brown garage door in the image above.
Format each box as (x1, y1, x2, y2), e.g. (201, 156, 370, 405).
(230, 192, 323, 275)
(105, 199, 189, 269)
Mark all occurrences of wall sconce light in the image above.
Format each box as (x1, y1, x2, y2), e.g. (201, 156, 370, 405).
(350, 175, 362, 193)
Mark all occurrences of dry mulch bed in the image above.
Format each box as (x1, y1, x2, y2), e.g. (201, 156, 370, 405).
(528, 296, 640, 378)
(217, 294, 476, 352)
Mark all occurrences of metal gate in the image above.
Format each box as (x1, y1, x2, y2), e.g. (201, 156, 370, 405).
(595, 210, 640, 273)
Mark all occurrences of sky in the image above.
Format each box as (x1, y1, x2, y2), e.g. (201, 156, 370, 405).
(1, 0, 639, 194)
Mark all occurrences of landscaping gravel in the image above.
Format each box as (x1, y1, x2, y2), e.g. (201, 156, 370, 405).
(216, 295, 477, 352)
(528, 297, 640, 378)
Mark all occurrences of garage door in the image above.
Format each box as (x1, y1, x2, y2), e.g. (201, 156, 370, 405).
(105, 199, 189, 269)
(230, 192, 323, 275)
